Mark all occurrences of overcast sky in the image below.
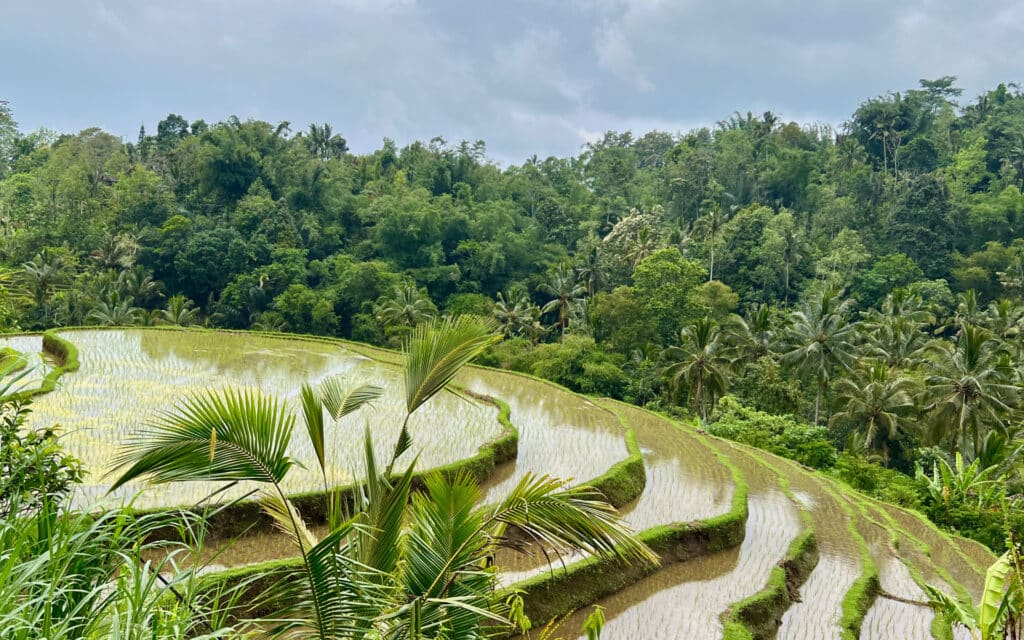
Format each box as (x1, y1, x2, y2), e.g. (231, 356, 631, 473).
(3, 0, 1023, 164)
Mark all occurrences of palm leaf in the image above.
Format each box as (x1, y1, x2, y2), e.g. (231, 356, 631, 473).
(109, 388, 295, 490)
(318, 377, 383, 421)
(393, 315, 499, 464)
(484, 473, 658, 567)
(260, 488, 318, 553)
(299, 383, 327, 476)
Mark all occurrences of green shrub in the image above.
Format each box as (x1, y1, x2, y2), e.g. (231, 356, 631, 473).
(708, 396, 837, 469)
(528, 337, 628, 398)
(829, 452, 921, 509)
(1, 398, 82, 517)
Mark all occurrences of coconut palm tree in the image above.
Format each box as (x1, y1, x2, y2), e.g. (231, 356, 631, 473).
(493, 290, 541, 339)
(575, 246, 604, 298)
(111, 316, 654, 638)
(924, 323, 1018, 458)
(538, 265, 585, 342)
(375, 284, 436, 330)
(22, 251, 69, 308)
(860, 289, 932, 369)
(723, 303, 780, 366)
(86, 295, 142, 326)
(661, 317, 730, 421)
(781, 285, 858, 425)
(830, 361, 918, 465)
(158, 294, 200, 327)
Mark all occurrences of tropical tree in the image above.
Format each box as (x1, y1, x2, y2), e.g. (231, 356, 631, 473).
(661, 317, 730, 421)
(375, 284, 436, 330)
(111, 316, 654, 638)
(723, 303, 780, 366)
(493, 290, 542, 339)
(22, 251, 69, 309)
(86, 296, 142, 326)
(158, 294, 200, 326)
(781, 285, 858, 424)
(538, 264, 585, 342)
(860, 289, 932, 369)
(924, 323, 1018, 458)
(830, 361, 918, 465)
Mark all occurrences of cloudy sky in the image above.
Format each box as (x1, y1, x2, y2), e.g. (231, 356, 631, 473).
(3, 1, 1023, 164)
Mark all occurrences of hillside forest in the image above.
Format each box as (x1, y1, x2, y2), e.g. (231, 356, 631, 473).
(1, 76, 1023, 551)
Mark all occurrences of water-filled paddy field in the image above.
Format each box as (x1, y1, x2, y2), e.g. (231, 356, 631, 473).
(1, 328, 998, 639)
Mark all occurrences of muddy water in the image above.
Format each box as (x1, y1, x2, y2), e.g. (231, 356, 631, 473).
(773, 457, 863, 640)
(606, 401, 734, 529)
(555, 441, 801, 640)
(3, 329, 499, 509)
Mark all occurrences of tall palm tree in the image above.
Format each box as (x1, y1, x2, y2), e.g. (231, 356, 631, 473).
(22, 251, 69, 308)
(723, 303, 780, 366)
(861, 289, 933, 369)
(830, 361, 918, 465)
(493, 290, 541, 339)
(924, 323, 1018, 458)
(691, 201, 729, 281)
(538, 265, 585, 342)
(575, 246, 604, 298)
(661, 317, 730, 421)
(111, 316, 655, 638)
(375, 285, 436, 330)
(781, 285, 858, 425)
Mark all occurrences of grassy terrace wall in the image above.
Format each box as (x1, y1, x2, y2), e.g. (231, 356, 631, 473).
(720, 450, 818, 640)
(507, 407, 749, 629)
(2, 330, 80, 402)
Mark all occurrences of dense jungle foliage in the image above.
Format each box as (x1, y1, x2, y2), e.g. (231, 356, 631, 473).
(1, 76, 1023, 550)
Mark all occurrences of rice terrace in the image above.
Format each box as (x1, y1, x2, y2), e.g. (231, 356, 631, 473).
(1, 327, 999, 639)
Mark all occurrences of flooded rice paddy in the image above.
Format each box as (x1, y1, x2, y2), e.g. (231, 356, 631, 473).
(1, 329, 499, 508)
(2, 328, 998, 638)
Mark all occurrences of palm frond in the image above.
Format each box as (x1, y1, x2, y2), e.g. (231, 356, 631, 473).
(484, 473, 658, 567)
(260, 488, 318, 553)
(109, 388, 295, 491)
(319, 377, 383, 421)
(404, 315, 500, 416)
(299, 383, 327, 477)
(393, 315, 499, 465)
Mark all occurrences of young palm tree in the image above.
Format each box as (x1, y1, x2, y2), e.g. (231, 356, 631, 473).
(830, 361, 918, 465)
(111, 316, 654, 638)
(781, 285, 858, 425)
(375, 284, 436, 330)
(538, 265, 585, 342)
(661, 317, 730, 421)
(158, 294, 200, 326)
(924, 323, 1019, 459)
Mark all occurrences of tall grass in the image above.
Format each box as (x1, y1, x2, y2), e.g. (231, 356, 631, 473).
(0, 495, 251, 639)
